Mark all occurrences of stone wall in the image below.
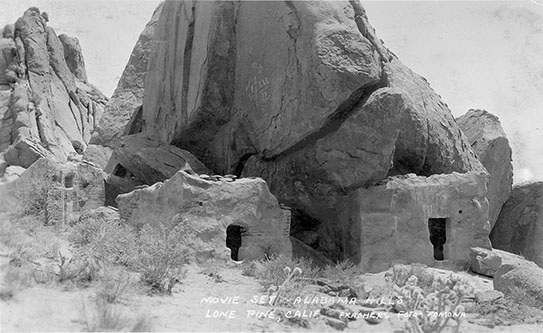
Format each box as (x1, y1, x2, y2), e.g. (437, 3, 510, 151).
(345, 172, 491, 272)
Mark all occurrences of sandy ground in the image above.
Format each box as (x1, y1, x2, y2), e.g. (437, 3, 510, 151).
(2, 257, 543, 332)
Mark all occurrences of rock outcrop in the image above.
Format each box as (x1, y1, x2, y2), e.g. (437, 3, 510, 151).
(0, 8, 107, 170)
(107, 0, 484, 260)
(89, 2, 164, 148)
(117, 171, 292, 262)
(469, 247, 531, 278)
(5, 158, 106, 224)
(58, 34, 88, 83)
(491, 182, 543, 268)
(469, 247, 502, 277)
(457, 109, 513, 228)
(494, 259, 543, 304)
(112, 133, 209, 185)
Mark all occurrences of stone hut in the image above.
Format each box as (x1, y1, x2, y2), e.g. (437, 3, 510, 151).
(344, 171, 492, 272)
(117, 171, 292, 262)
(7, 158, 105, 225)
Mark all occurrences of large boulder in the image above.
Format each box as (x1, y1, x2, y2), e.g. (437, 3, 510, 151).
(0, 8, 108, 168)
(491, 182, 543, 268)
(457, 109, 513, 228)
(117, 171, 292, 262)
(106, 1, 484, 260)
(112, 133, 210, 185)
(469, 247, 502, 277)
(494, 259, 543, 304)
(469, 247, 530, 277)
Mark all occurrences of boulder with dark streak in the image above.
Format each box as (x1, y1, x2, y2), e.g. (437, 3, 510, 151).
(102, 0, 484, 260)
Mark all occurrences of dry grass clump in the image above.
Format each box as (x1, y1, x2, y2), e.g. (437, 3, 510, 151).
(96, 265, 139, 304)
(81, 296, 152, 332)
(244, 255, 321, 289)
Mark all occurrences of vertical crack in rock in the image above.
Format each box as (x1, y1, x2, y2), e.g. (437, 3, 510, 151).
(181, 3, 196, 127)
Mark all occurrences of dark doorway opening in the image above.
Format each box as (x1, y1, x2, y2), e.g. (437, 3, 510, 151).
(428, 218, 447, 260)
(64, 173, 74, 188)
(226, 225, 245, 261)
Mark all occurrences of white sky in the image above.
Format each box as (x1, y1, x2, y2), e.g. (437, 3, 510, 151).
(1, 0, 541, 183)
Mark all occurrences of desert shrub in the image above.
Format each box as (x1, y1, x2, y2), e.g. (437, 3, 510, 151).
(10, 178, 51, 220)
(133, 224, 190, 293)
(70, 217, 138, 266)
(390, 264, 436, 293)
(322, 260, 362, 286)
(251, 255, 321, 289)
(81, 297, 152, 332)
(96, 265, 138, 304)
(393, 271, 472, 333)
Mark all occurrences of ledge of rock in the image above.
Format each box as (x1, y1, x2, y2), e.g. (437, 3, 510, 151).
(112, 133, 210, 185)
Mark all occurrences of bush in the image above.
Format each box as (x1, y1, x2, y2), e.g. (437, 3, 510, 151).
(251, 255, 320, 289)
(133, 224, 190, 293)
(70, 217, 138, 266)
(96, 265, 138, 304)
(322, 260, 362, 286)
(10, 178, 51, 220)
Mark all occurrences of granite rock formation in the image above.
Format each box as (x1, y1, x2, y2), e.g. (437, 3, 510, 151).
(117, 171, 292, 261)
(457, 109, 513, 229)
(89, 2, 164, 149)
(103, 0, 485, 260)
(491, 182, 543, 268)
(0, 8, 107, 170)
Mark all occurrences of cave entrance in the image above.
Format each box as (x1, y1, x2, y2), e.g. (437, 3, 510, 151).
(226, 225, 245, 261)
(428, 218, 448, 261)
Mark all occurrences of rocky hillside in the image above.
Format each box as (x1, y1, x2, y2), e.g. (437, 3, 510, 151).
(0, 8, 107, 170)
(95, 0, 485, 260)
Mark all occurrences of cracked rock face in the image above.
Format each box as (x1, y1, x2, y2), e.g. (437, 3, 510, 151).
(491, 182, 543, 269)
(105, 0, 484, 260)
(457, 109, 513, 229)
(0, 8, 108, 169)
(90, 2, 164, 150)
